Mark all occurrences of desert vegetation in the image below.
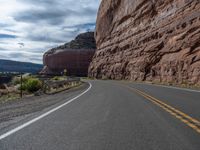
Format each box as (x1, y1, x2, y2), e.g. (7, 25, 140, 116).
(0, 74, 82, 103)
(13, 76, 42, 93)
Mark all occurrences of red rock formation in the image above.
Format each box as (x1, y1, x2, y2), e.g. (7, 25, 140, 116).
(41, 32, 96, 76)
(89, 0, 200, 85)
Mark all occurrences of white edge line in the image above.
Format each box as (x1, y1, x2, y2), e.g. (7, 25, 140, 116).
(149, 84, 200, 93)
(135, 82, 200, 93)
(0, 82, 92, 140)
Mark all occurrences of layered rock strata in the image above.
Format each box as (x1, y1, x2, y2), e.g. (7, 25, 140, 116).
(89, 0, 200, 85)
(41, 32, 96, 76)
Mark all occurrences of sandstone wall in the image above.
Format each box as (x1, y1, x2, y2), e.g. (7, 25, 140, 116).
(89, 0, 200, 85)
(41, 32, 96, 76)
(41, 49, 95, 76)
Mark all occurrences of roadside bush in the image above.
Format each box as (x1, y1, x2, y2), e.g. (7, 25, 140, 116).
(12, 76, 31, 85)
(12, 77, 20, 85)
(53, 76, 60, 81)
(20, 83, 27, 91)
(52, 76, 66, 81)
(24, 78, 42, 93)
(18, 78, 42, 93)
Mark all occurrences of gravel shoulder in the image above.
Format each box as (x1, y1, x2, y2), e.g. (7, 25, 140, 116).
(0, 82, 89, 131)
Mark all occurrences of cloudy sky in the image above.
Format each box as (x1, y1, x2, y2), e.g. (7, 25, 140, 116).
(0, 0, 100, 64)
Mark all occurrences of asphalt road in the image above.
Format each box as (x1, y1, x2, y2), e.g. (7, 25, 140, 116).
(0, 80, 200, 150)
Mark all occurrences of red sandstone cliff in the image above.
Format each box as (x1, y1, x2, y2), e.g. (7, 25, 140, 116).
(41, 32, 96, 76)
(89, 0, 200, 85)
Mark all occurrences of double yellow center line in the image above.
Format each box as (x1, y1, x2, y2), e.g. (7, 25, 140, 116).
(125, 85, 200, 134)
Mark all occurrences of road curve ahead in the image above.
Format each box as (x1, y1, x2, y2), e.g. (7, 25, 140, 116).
(0, 80, 200, 150)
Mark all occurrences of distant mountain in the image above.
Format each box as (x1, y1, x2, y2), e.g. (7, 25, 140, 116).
(0, 59, 43, 74)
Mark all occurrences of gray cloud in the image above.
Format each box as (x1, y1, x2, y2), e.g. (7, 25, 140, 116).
(0, 23, 8, 27)
(18, 43, 25, 48)
(0, 47, 7, 50)
(63, 23, 96, 29)
(8, 52, 26, 58)
(0, 0, 100, 63)
(14, 8, 73, 25)
(20, 0, 58, 5)
(26, 34, 65, 43)
(15, 0, 98, 25)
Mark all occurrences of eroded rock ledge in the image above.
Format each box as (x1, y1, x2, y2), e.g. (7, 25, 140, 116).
(89, 0, 200, 85)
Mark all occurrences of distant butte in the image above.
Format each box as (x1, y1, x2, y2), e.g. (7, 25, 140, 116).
(41, 32, 96, 76)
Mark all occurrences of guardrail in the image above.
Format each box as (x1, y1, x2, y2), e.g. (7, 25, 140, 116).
(41, 78, 81, 94)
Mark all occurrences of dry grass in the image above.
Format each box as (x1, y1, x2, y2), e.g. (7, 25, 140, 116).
(45, 81, 82, 94)
(0, 92, 20, 103)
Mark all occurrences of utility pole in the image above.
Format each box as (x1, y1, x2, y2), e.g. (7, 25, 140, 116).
(20, 72, 22, 98)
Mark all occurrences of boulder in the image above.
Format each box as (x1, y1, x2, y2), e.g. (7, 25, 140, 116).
(89, 0, 200, 85)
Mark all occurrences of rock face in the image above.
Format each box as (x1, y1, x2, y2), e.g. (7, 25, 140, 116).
(41, 32, 96, 76)
(89, 0, 200, 85)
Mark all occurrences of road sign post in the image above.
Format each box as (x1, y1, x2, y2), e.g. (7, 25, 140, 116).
(20, 73, 22, 98)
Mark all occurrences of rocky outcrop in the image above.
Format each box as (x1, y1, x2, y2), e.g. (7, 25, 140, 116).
(89, 0, 200, 85)
(41, 32, 96, 76)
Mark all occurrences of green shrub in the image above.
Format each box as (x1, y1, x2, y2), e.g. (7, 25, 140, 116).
(25, 78, 42, 93)
(53, 76, 60, 81)
(52, 76, 66, 81)
(18, 78, 42, 93)
(12, 77, 21, 85)
(20, 83, 27, 91)
(12, 76, 31, 85)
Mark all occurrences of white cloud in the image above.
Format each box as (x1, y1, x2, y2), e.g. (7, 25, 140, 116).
(0, 0, 100, 64)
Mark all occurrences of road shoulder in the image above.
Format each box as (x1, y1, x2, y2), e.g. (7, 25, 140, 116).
(0, 82, 89, 132)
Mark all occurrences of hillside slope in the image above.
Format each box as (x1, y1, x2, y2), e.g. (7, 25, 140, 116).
(0, 59, 43, 74)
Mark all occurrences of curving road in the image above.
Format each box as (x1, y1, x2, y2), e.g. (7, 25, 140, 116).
(0, 80, 200, 150)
